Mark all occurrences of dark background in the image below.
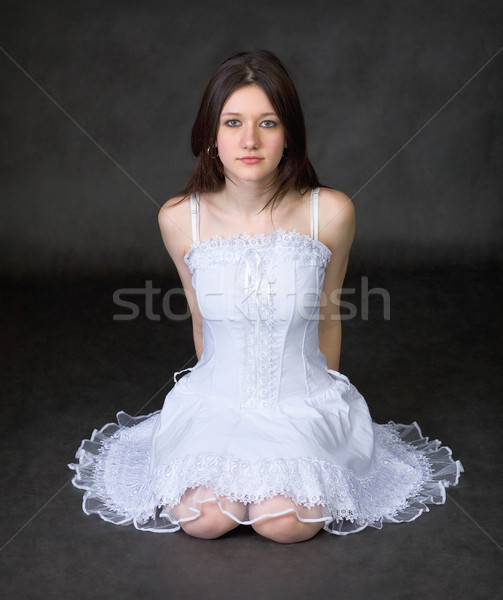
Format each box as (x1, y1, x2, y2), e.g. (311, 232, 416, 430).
(1, 0, 501, 277)
(1, 1, 502, 599)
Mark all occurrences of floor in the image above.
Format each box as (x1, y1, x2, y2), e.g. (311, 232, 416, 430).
(1, 264, 502, 600)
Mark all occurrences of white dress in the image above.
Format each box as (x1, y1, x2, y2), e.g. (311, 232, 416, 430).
(68, 188, 463, 535)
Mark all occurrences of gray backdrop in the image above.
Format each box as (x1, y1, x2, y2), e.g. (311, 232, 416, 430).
(1, 0, 502, 278)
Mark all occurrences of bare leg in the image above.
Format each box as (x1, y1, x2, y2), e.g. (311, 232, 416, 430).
(249, 495, 325, 544)
(172, 486, 247, 539)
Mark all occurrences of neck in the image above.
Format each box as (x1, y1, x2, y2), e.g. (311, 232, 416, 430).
(220, 176, 279, 218)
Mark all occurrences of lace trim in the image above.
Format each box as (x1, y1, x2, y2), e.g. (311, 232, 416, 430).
(68, 414, 463, 535)
(234, 249, 276, 408)
(148, 424, 433, 514)
(184, 229, 332, 274)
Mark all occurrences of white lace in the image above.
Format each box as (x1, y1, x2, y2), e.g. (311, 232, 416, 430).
(184, 229, 332, 274)
(233, 248, 276, 408)
(69, 415, 463, 535)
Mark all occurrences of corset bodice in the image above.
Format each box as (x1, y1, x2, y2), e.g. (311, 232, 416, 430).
(181, 229, 334, 410)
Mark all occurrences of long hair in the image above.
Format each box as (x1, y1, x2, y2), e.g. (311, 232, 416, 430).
(178, 50, 320, 212)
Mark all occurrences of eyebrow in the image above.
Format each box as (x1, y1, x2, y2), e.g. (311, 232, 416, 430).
(220, 111, 278, 118)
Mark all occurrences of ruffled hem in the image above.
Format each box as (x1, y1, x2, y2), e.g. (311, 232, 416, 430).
(326, 421, 464, 535)
(68, 414, 463, 536)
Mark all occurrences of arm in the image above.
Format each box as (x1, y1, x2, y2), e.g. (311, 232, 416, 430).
(158, 197, 204, 360)
(317, 188, 356, 371)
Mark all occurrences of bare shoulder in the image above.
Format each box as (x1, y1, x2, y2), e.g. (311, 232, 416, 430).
(318, 187, 355, 225)
(157, 194, 193, 260)
(158, 194, 190, 230)
(318, 187, 356, 252)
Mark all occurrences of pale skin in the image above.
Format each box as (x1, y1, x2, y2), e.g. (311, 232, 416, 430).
(158, 84, 356, 543)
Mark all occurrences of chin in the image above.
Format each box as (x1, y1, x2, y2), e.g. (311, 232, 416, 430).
(224, 166, 281, 185)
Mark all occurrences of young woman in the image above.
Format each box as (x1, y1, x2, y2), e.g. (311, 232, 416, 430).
(69, 50, 463, 544)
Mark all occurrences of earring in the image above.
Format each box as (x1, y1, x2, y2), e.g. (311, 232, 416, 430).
(207, 146, 219, 159)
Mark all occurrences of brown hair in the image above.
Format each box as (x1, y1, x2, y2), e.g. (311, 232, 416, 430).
(177, 50, 320, 212)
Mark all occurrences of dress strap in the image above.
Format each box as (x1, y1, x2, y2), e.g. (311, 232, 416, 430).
(310, 187, 320, 241)
(189, 192, 200, 244)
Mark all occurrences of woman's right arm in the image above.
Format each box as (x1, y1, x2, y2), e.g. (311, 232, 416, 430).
(158, 197, 204, 360)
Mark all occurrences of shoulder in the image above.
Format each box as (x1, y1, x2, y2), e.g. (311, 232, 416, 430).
(158, 194, 190, 227)
(158, 194, 193, 260)
(318, 187, 355, 225)
(317, 187, 355, 252)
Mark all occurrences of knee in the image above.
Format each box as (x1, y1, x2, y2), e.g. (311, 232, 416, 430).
(252, 513, 323, 544)
(174, 487, 246, 539)
(180, 514, 235, 540)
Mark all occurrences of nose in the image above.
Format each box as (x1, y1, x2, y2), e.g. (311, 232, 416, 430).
(240, 122, 259, 149)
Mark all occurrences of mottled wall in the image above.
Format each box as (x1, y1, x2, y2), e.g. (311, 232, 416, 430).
(1, 0, 501, 278)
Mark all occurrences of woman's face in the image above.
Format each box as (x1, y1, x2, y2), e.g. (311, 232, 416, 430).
(215, 84, 286, 185)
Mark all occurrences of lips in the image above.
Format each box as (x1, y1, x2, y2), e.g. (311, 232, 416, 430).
(238, 157, 263, 164)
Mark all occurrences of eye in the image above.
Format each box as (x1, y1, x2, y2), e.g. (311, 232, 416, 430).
(261, 120, 277, 128)
(224, 119, 241, 127)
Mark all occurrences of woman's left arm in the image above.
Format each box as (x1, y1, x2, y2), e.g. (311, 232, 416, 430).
(317, 188, 356, 371)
